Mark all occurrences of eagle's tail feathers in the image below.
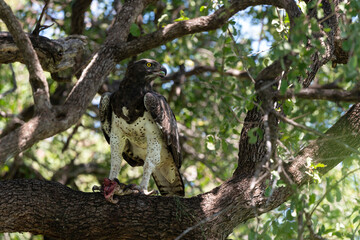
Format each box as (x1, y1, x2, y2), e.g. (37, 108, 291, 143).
(152, 168, 185, 197)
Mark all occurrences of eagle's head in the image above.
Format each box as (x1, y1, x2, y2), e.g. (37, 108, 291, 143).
(126, 59, 167, 82)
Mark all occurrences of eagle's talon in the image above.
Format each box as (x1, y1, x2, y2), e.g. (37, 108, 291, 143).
(114, 178, 121, 185)
(123, 184, 140, 193)
(99, 59, 185, 200)
(107, 195, 119, 204)
(133, 186, 159, 196)
(92, 185, 102, 192)
(142, 189, 159, 195)
(120, 184, 158, 196)
(102, 178, 123, 203)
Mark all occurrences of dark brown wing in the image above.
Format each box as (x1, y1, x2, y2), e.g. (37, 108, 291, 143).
(99, 92, 112, 144)
(144, 91, 182, 168)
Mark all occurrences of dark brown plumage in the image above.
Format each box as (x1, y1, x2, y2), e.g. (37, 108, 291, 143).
(99, 59, 184, 199)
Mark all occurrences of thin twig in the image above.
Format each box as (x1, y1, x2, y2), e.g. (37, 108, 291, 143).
(352, 221, 360, 240)
(32, 0, 50, 35)
(0, 111, 15, 118)
(305, 212, 328, 240)
(0, 0, 51, 111)
(274, 109, 360, 155)
(227, 27, 256, 83)
(61, 122, 81, 153)
(309, 167, 360, 218)
(318, 12, 336, 24)
(272, 110, 325, 137)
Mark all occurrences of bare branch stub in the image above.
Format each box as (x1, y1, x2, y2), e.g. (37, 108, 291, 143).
(32, 0, 50, 36)
(0, 0, 297, 165)
(0, 0, 154, 163)
(0, 33, 86, 74)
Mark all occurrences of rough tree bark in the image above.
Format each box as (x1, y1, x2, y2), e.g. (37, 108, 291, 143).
(0, 32, 86, 73)
(0, 103, 359, 239)
(0, 0, 355, 239)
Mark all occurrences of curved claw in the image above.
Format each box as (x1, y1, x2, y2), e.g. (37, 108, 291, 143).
(126, 185, 159, 196)
(95, 178, 160, 204)
(92, 185, 102, 192)
(142, 189, 159, 196)
(103, 178, 122, 203)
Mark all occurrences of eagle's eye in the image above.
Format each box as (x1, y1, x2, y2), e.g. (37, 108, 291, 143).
(146, 63, 152, 67)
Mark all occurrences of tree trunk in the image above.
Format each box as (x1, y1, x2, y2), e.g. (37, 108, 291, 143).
(1, 103, 359, 239)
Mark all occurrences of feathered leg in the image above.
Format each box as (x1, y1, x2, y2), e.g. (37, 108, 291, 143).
(137, 134, 161, 194)
(109, 134, 125, 180)
(93, 128, 129, 203)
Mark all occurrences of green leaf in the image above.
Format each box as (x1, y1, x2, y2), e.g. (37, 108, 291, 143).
(264, 186, 272, 197)
(322, 204, 330, 212)
(313, 163, 327, 169)
(232, 128, 240, 135)
(200, 5, 207, 12)
(222, 139, 228, 153)
(335, 188, 342, 202)
(326, 192, 334, 203)
(280, 79, 288, 94)
(309, 193, 316, 205)
(129, 23, 141, 37)
(174, 10, 190, 22)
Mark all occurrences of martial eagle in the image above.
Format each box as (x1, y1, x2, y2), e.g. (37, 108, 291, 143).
(95, 59, 184, 203)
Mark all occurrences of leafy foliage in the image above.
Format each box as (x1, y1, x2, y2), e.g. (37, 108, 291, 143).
(1, 0, 360, 239)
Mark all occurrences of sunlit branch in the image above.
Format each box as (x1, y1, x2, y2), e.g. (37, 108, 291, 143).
(277, 88, 360, 103)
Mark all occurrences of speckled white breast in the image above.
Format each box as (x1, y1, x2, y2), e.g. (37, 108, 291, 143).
(112, 111, 160, 147)
(111, 109, 174, 172)
(110, 108, 177, 184)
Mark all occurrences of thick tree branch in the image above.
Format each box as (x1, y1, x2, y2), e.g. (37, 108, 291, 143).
(0, 0, 50, 112)
(285, 103, 360, 185)
(1, 104, 359, 239)
(0, 0, 290, 163)
(0, 32, 86, 73)
(63, 0, 152, 118)
(277, 87, 360, 102)
(275, 0, 302, 27)
(235, 54, 293, 176)
(0, 0, 153, 163)
(0, 1, 355, 239)
(103, 65, 251, 93)
(112, 0, 300, 62)
(163, 65, 251, 82)
(255, 54, 293, 83)
(302, 1, 348, 87)
(70, 0, 93, 35)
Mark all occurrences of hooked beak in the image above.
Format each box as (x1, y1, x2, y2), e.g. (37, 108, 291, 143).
(159, 66, 167, 78)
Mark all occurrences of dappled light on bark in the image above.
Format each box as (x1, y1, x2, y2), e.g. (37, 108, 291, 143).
(1, 0, 360, 239)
